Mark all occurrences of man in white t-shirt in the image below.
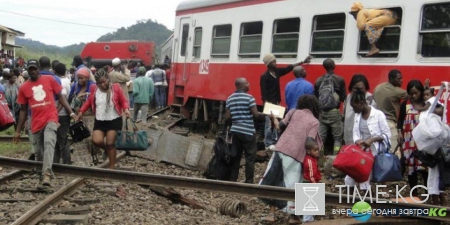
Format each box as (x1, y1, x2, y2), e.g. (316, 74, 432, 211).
(54, 63, 72, 164)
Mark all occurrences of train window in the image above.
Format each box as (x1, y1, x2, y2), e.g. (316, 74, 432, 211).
(272, 18, 300, 58)
(211, 24, 232, 58)
(239, 21, 263, 58)
(358, 7, 402, 58)
(311, 13, 345, 58)
(420, 3, 450, 57)
(193, 28, 202, 59)
(180, 24, 189, 57)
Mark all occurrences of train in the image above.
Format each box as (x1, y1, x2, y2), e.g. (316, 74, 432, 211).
(165, 0, 450, 123)
(80, 41, 155, 67)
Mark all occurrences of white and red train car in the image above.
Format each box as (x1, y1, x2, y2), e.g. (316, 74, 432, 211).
(168, 0, 450, 121)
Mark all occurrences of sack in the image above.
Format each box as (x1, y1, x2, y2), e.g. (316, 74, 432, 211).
(371, 134, 403, 182)
(69, 121, 91, 143)
(0, 92, 15, 131)
(203, 132, 233, 180)
(318, 73, 339, 111)
(413, 83, 449, 154)
(115, 118, 149, 151)
(412, 150, 439, 168)
(258, 153, 287, 209)
(333, 145, 374, 182)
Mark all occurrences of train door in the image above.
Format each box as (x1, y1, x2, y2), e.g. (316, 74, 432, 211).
(175, 17, 191, 86)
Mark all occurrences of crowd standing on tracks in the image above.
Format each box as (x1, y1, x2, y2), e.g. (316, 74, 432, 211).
(0, 53, 171, 185)
(225, 51, 450, 223)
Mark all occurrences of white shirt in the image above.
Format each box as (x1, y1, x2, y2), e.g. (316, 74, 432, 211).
(95, 90, 120, 121)
(58, 76, 72, 116)
(353, 106, 391, 155)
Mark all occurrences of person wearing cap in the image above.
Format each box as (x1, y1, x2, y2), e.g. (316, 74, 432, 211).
(260, 54, 312, 150)
(14, 59, 77, 187)
(349, 1, 398, 56)
(68, 67, 95, 113)
(132, 66, 154, 125)
(109, 57, 130, 102)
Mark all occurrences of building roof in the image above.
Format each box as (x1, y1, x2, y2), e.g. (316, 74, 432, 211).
(176, 0, 244, 11)
(0, 24, 25, 36)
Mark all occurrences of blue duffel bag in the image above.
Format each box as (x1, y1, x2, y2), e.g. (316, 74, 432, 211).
(371, 134, 403, 183)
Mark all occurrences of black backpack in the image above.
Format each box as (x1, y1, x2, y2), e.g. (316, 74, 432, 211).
(318, 73, 339, 111)
(203, 135, 233, 181)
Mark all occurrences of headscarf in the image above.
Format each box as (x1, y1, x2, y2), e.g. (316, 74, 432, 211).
(350, 2, 364, 12)
(262, 54, 276, 66)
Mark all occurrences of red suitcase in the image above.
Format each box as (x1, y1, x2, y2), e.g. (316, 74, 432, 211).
(332, 145, 374, 182)
(0, 92, 15, 131)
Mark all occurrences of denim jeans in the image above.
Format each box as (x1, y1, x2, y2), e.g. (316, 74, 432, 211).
(264, 116, 279, 147)
(155, 86, 167, 108)
(54, 116, 71, 164)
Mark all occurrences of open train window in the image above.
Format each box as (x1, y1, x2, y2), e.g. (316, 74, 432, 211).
(358, 7, 402, 58)
(239, 21, 263, 58)
(271, 18, 300, 58)
(180, 24, 189, 57)
(211, 24, 232, 58)
(311, 13, 345, 58)
(193, 28, 202, 59)
(420, 3, 450, 58)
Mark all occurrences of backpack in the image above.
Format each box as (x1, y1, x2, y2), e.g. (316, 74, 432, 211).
(203, 135, 233, 181)
(318, 73, 339, 111)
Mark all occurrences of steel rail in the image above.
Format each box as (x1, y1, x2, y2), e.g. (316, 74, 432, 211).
(1, 156, 449, 223)
(0, 169, 28, 184)
(9, 152, 126, 225)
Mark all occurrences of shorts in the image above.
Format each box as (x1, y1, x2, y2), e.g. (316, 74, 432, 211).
(93, 117, 122, 132)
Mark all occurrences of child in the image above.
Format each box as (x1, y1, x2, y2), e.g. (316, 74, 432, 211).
(415, 87, 435, 112)
(302, 140, 322, 223)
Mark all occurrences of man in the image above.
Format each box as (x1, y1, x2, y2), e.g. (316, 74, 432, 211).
(226, 78, 265, 183)
(109, 57, 130, 102)
(314, 58, 346, 155)
(133, 66, 154, 125)
(39, 56, 61, 86)
(285, 66, 314, 111)
(260, 54, 311, 149)
(14, 59, 77, 186)
(151, 64, 167, 109)
(54, 63, 72, 164)
(374, 69, 407, 154)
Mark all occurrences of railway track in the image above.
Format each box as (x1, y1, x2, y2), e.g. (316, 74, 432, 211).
(1, 156, 449, 224)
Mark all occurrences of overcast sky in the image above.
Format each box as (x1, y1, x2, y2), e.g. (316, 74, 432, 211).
(0, 0, 184, 47)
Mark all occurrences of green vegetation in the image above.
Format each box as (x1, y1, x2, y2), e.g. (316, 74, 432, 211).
(15, 19, 173, 65)
(0, 127, 30, 156)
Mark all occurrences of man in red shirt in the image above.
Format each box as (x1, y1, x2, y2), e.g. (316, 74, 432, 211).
(14, 59, 76, 187)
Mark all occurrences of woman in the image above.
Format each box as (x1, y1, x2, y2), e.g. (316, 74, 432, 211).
(68, 68, 95, 114)
(4, 73, 20, 129)
(397, 80, 428, 197)
(261, 95, 322, 224)
(77, 66, 130, 169)
(345, 89, 391, 194)
(349, 2, 398, 56)
(343, 74, 376, 145)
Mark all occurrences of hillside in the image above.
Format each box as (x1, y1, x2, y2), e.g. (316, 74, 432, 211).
(97, 19, 172, 47)
(14, 19, 173, 66)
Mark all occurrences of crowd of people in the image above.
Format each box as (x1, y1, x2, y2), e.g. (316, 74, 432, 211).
(1, 55, 170, 187)
(225, 53, 448, 224)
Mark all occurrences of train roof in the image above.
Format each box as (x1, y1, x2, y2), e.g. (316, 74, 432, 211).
(176, 0, 244, 11)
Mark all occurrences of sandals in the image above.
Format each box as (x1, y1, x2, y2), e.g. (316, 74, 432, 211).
(260, 213, 275, 223)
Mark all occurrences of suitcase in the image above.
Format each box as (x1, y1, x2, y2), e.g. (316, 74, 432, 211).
(332, 145, 374, 183)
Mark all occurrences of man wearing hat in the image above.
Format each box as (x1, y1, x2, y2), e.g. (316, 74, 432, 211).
(109, 57, 130, 102)
(14, 59, 77, 187)
(260, 54, 312, 150)
(132, 66, 154, 125)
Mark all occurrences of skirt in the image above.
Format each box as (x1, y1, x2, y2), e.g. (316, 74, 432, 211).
(93, 117, 123, 132)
